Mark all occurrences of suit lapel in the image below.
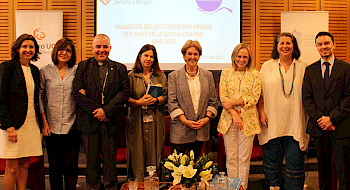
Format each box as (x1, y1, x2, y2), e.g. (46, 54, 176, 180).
(90, 58, 102, 94)
(104, 61, 115, 95)
(179, 68, 196, 120)
(13, 61, 26, 87)
(325, 58, 341, 92)
(197, 69, 207, 118)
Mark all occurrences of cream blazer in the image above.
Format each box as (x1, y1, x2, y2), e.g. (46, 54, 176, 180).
(217, 67, 261, 137)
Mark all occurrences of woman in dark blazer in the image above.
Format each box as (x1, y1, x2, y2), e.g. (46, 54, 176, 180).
(168, 40, 218, 157)
(0, 34, 43, 190)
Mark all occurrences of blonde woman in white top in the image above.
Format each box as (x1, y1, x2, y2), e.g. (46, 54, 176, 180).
(258, 33, 309, 190)
(218, 43, 261, 190)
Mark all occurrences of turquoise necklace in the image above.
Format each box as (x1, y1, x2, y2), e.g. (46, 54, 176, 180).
(278, 63, 295, 98)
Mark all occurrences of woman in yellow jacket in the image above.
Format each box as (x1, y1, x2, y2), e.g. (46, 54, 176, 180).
(217, 43, 261, 190)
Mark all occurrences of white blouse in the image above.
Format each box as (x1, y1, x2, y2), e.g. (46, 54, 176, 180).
(258, 58, 310, 150)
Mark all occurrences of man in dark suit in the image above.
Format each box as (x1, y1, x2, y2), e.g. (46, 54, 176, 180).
(303, 31, 350, 190)
(73, 34, 130, 189)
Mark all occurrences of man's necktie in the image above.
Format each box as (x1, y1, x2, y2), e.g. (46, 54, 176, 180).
(324, 62, 330, 86)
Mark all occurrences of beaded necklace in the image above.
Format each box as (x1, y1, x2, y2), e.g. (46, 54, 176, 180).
(278, 63, 295, 98)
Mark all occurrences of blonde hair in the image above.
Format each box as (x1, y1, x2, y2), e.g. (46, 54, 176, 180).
(231, 43, 254, 70)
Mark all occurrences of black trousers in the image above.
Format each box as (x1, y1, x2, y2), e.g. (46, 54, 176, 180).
(314, 133, 350, 190)
(171, 141, 204, 159)
(45, 129, 81, 190)
(82, 124, 118, 190)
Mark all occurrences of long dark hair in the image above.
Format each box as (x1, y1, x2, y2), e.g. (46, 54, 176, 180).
(132, 44, 162, 75)
(51, 38, 76, 68)
(271, 32, 301, 60)
(11, 34, 41, 61)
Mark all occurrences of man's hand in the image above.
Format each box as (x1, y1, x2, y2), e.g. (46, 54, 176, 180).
(93, 108, 107, 122)
(79, 89, 86, 95)
(317, 116, 333, 130)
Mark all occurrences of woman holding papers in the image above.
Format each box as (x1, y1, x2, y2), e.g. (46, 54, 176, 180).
(127, 44, 168, 181)
(217, 43, 261, 190)
(168, 40, 218, 157)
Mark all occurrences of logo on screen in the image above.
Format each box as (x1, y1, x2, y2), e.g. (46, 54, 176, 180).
(100, 0, 111, 5)
(33, 28, 45, 40)
(196, 0, 232, 13)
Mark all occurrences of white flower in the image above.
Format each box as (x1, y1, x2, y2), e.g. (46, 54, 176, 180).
(164, 161, 175, 170)
(203, 161, 213, 169)
(180, 165, 197, 178)
(171, 166, 182, 185)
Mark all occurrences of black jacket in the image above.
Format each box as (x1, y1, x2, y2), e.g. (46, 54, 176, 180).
(72, 58, 131, 135)
(302, 58, 350, 138)
(0, 60, 41, 130)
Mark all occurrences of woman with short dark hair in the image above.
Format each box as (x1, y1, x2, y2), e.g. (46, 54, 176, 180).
(0, 34, 43, 190)
(39, 37, 81, 190)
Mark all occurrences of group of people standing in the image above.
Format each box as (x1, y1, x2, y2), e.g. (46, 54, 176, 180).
(0, 31, 349, 190)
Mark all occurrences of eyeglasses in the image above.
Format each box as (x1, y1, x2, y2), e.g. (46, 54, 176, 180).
(58, 48, 72, 55)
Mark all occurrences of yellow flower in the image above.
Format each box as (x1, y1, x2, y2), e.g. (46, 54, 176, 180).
(203, 161, 213, 169)
(167, 154, 175, 162)
(190, 150, 194, 160)
(171, 166, 182, 185)
(189, 161, 195, 166)
(199, 168, 213, 187)
(180, 165, 197, 178)
(180, 155, 188, 165)
(164, 161, 175, 170)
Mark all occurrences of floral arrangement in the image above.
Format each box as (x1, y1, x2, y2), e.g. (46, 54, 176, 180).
(163, 150, 214, 188)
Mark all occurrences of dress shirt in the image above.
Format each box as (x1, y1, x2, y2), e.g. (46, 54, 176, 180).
(186, 69, 201, 116)
(321, 55, 335, 78)
(39, 64, 77, 134)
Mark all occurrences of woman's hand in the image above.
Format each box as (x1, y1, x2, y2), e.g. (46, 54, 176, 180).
(41, 121, 51, 136)
(259, 111, 268, 128)
(231, 112, 243, 131)
(222, 100, 235, 111)
(7, 127, 18, 143)
(192, 117, 210, 129)
(137, 94, 156, 106)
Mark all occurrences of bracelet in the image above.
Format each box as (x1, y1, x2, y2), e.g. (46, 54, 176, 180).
(7, 129, 14, 133)
(155, 97, 160, 104)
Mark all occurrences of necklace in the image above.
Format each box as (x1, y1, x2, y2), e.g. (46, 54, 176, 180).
(185, 65, 198, 77)
(236, 70, 246, 91)
(279, 63, 295, 98)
